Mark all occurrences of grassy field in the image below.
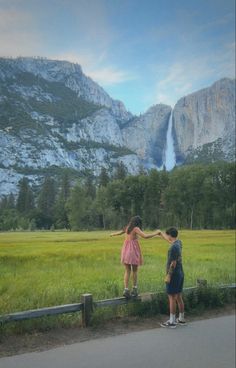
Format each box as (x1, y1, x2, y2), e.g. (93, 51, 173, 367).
(0, 230, 235, 318)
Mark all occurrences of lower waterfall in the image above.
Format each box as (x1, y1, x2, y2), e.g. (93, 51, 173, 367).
(164, 111, 176, 171)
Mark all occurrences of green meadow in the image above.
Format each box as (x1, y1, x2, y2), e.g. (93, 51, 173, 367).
(0, 230, 235, 318)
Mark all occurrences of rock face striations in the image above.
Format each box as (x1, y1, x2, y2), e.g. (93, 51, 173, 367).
(0, 57, 235, 195)
(173, 78, 235, 163)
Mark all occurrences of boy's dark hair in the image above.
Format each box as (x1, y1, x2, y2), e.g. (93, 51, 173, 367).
(166, 227, 178, 238)
(126, 216, 142, 234)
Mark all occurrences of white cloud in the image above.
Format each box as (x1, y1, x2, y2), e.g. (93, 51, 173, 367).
(88, 67, 135, 85)
(55, 51, 136, 86)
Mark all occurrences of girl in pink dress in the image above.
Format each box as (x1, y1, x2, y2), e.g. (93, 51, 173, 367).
(111, 216, 160, 298)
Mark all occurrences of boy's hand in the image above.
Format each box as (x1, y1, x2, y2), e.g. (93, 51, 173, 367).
(165, 274, 171, 283)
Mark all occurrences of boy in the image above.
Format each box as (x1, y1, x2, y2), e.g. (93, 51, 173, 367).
(160, 227, 186, 328)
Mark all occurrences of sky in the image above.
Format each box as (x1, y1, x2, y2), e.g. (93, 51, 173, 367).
(0, 0, 235, 114)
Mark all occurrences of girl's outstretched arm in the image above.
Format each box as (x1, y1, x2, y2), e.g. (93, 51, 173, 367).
(160, 231, 172, 244)
(134, 227, 161, 239)
(110, 230, 125, 237)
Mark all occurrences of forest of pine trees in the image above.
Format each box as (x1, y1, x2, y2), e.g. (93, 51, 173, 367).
(0, 162, 235, 231)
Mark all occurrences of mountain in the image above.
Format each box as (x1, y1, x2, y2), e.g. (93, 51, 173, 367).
(0, 57, 170, 195)
(0, 57, 235, 196)
(173, 78, 235, 163)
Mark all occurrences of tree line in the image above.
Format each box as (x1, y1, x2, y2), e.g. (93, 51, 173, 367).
(0, 162, 235, 231)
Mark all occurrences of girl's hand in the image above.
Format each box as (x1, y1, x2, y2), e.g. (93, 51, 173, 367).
(110, 230, 125, 237)
(153, 230, 161, 237)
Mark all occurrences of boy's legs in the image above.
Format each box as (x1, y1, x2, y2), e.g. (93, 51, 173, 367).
(168, 294, 177, 324)
(176, 293, 184, 313)
(161, 294, 177, 328)
(176, 293, 186, 323)
(168, 294, 177, 314)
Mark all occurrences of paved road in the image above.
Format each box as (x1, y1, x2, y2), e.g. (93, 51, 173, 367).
(0, 315, 235, 368)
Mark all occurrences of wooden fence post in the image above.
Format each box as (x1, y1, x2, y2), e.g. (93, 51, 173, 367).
(197, 279, 207, 287)
(81, 294, 93, 327)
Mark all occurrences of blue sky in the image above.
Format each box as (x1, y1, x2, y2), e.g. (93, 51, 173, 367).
(0, 0, 235, 114)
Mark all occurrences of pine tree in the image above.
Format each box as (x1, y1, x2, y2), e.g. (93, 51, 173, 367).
(84, 175, 96, 199)
(16, 178, 34, 214)
(114, 162, 127, 180)
(60, 172, 70, 201)
(67, 184, 90, 230)
(0, 196, 9, 210)
(7, 193, 15, 209)
(38, 177, 56, 219)
(98, 167, 110, 187)
(54, 173, 71, 229)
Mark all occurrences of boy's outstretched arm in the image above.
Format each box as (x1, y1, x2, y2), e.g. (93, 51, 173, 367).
(110, 230, 125, 237)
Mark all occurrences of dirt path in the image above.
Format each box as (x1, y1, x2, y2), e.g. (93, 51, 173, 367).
(0, 305, 235, 358)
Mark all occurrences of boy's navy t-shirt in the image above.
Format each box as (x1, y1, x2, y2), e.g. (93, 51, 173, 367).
(166, 239, 183, 274)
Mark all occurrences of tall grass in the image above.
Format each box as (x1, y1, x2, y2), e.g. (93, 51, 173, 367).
(0, 230, 235, 333)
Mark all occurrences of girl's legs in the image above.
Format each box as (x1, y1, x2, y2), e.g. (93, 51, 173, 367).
(124, 264, 131, 289)
(130, 265, 138, 297)
(131, 265, 138, 288)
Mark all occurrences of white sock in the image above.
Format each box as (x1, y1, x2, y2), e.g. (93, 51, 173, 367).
(133, 285, 137, 289)
(124, 288, 129, 291)
(170, 313, 176, 324)
(179, 312, 185, 321)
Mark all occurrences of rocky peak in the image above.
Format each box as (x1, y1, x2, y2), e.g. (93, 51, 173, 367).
(0, 57, 131, 122)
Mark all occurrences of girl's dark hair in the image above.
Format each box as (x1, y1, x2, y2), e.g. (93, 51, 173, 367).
(126, 216, 142, 234)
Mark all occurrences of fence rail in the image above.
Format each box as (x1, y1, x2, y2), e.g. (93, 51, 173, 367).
(1, 282, 235, 327)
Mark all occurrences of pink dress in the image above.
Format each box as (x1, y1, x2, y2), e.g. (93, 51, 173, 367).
(121, 238, 143, 266)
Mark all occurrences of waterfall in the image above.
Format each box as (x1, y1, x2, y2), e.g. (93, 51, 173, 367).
(164, 111, 176, 171)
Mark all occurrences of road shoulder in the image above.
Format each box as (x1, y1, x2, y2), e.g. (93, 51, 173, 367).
(0, 304, 235, 358)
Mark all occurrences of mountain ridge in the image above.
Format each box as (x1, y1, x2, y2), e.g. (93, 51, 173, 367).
(0, 57, 235, 196)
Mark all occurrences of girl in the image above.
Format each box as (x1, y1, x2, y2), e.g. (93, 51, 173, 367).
(110, 216, 161, 298)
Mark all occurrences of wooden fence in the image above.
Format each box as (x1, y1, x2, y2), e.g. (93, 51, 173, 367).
(0, 281, 235, 327)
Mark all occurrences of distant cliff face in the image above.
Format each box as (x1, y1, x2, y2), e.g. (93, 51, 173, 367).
(173, 78, 235, 163)
(122, 104, 171, 168)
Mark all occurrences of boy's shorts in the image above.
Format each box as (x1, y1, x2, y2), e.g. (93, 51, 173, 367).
(166, 272, 184, 295)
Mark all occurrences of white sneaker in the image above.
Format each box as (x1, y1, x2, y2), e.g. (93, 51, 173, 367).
(160, 320, 177, 329)
(176, 318, 187, 326)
